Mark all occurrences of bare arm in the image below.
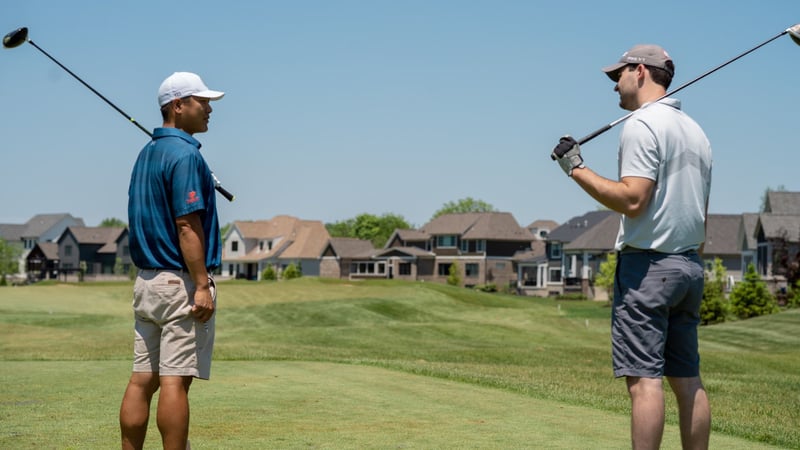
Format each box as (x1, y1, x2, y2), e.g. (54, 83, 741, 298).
(570, 167, 655, 218)
(176, 212, 214, 322)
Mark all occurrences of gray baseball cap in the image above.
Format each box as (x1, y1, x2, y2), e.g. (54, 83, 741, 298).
(602, 44, 674, 82)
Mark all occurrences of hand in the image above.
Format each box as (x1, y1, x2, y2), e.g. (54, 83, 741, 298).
(191, 286, 215, 323)
(551, 135, 585, 176)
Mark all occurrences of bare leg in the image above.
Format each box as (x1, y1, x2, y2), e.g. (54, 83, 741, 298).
(668, 376, 710, 450)
(627, 376, 665, 450)
(157, 375, 193, 450)
(120, 372, 160, 450)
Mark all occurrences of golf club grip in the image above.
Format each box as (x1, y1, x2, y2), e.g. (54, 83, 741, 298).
(216, 184, 235, 202)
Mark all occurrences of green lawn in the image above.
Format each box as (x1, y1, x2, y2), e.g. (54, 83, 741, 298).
(0, 278, 797, 449)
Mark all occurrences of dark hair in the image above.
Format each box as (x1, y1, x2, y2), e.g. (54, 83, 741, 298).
(648, 60, 674, 90)
(159, 96, 192, 121)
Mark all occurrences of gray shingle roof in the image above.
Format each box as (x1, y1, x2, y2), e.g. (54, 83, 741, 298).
(564, 213, 620, 251)
(704, 214, 742, 255)
(24, 213, 84, 237)
(764, 191, 800, 214)
(324, 238, 376, 258)
(757, 215, 800, 242)
(548, 210, 617, 243)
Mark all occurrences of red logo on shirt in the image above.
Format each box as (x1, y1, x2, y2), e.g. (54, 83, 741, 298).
(186, 191, 199, 204)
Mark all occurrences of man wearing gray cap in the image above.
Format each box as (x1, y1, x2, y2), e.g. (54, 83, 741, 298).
(552, 46, 712, 449)
(120, 72, 225, 450)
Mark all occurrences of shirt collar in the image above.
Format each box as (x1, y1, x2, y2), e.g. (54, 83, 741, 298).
(152, 127, 202, 149)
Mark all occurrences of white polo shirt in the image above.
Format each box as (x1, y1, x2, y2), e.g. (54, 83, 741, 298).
(614, 98, 713, 253)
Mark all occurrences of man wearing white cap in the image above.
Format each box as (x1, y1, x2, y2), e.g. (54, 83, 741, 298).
(120, 72, 225, 450)
(551, 46, 712, 449)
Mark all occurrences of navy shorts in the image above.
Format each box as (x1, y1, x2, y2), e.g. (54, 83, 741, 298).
(612, 250, 704, 378)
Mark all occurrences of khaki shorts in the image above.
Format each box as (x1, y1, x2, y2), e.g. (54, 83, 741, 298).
(132, 269, 216, 379)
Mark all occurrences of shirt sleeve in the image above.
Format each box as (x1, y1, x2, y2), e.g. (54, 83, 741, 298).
(169, 151, 208, 218)
(619, 118, 659, 181)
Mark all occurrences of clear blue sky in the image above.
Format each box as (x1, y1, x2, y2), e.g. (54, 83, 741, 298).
(2, 1, 799, 228)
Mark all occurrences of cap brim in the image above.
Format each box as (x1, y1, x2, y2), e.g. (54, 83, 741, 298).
(601, 62, 627, 82)
(194, 89, 225, 101)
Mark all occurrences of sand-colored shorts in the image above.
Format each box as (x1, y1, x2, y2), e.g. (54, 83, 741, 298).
(131, 269, 216, 379)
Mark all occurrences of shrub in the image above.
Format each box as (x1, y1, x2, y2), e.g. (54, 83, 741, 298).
(729, 263, 779, 319)
(555, 293, 587, 301)
(786, 280, 800, 309)
(474, 283, 497, 293)
(262, 265, 277, 281)
(282, 263, 301, 280)
(594, 252, 616, 298)
(447, 262, 461, 287)
(700, 257, 729, 325)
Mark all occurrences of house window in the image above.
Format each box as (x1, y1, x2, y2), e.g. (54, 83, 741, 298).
(65, 245, 73, 256)
(231, 241, 239, 252)
(465, 263, 479, 277)
(436, 235, 457, 248)
(398, 263, 411, 275)
(438, 263, 452, 276)
(550, 243, 562, 259)
(460, 240, 469, 252)
(25, 239, 36, 250)
(476, 240, 486, 252)
(549, 267, 562, 283)
(259, 241, 264, 251)
(350, 261, 386, 275)
(495, 262, 506, 270)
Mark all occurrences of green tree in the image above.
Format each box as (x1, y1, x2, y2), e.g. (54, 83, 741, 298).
(282, 263, 301, 280)
(447, 262, 461, 287)
(432, 197, 496, 219)
(262, 265, 277, 281)
(730, 263, 779, 319)
(326, 213, 411, 248)
(99, 217, 127, 227)
(0, 238, 22, 280)
(594, 252, 616, 299)
(700, 257, 729, 325)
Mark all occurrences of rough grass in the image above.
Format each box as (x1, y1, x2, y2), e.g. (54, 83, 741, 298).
(0, 278, 797, 448)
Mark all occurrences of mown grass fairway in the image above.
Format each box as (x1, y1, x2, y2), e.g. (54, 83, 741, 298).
(0, 278, 797, 448)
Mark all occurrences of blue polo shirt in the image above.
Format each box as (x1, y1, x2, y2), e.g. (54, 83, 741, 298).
(128, 127, 221, 270)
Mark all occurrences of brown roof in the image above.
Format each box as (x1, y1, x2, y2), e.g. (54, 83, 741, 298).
(324, 238, 376, 258)
(279, 221, 331, 260)
(374, 246, 436, 258)
(513, 240, 546, 262)
(527, 219, 559, 230)
(421, 212, 531, 241)
(37, 242, 60, 259)
(228, 216, 331, 262)
(394, 229, 429, 241)
(233, 215, 300, 239)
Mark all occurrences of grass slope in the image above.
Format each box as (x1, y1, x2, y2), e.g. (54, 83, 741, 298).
(0, 278, 797, 448)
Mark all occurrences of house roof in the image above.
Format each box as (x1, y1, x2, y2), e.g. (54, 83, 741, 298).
(513, 240, 546, 262)
(421, 212, 532, 241)
(704, 214, 742, 256)
(526, 219, 559, 231)
(36, 242, 60, 260)
(24, 213, 84, 237)
(757, 214, 800, 242)
(764, 191, 800, 214)
(548, 210, 617, 243)
(564, 213, 620, 251)
(740, 213, 759, 250)
(0, 224, 26, 241)
(227, 215, 331, 262)
(324, 238, 376, 258)
(63, 226, 126, 245)
(373, 246, 436, 258)
(394, 229, 429, 241)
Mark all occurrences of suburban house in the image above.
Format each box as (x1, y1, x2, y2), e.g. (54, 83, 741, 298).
(703, 214, 746, 280)
(55, 226, 131, 280)
(752, 191, 800, 287)
(541, 210, 619, 299)
(25, 242, 60, 281)
(380, 212, 535, 288)
(319, 237, 378, 279)
(222, 215, 330, 280)
(0, 213, 85, 279)
(526, 219, 559, 241)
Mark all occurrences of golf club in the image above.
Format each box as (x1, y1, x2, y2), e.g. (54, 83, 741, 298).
(553, 23, 800, 159)
(2, 26, 235, 202)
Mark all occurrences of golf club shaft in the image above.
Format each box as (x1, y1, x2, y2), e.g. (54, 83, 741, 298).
(576, 29, 789, 146)
(26, 39, 235, 202)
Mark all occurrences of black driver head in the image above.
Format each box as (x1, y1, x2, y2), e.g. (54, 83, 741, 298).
(3, 27, 29, 49)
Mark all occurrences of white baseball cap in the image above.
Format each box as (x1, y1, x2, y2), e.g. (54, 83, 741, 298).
(157, 72, 225, 106)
